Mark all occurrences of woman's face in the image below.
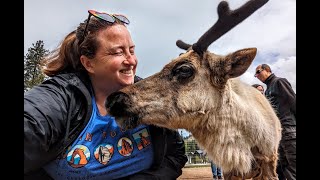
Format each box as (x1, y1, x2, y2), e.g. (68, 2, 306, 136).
(89, 24, 137, 91)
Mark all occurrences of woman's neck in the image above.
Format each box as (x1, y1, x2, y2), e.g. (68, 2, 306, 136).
(90, 78, 124, 116)
(92, 84, 120, 116)
(94, 90, 109, 116)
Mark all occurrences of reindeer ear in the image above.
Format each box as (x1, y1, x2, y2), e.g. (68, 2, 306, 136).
(225, 48, 257, 78)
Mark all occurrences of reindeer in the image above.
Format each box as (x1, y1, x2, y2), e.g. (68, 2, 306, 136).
(106, 0, 281, 179)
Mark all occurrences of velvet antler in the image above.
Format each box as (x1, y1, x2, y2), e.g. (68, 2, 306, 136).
(176, 0, 269, 55)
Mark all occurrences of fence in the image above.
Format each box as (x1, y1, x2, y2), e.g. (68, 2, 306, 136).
(183, 135, 209, 165)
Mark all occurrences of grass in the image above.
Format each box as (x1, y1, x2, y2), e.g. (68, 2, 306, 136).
(184, 163, 211, 168)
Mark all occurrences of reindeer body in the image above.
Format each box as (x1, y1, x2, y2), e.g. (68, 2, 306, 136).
(107, 0, 281, 179)
(186, 77, 281, 177)
(107, 49, 281, 179)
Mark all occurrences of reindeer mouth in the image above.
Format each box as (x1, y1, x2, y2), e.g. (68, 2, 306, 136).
(115, 115, 140, 130)
(106, 91, 140, 130)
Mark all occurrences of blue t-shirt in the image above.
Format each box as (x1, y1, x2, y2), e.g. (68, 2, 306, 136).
(43, 97, 154, 179)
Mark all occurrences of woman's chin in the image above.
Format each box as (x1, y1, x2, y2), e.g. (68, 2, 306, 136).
(119, 79, 134, 87)
(117, 73, 134, 85)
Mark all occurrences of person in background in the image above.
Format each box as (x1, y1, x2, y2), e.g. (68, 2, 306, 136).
(24, 9, 187, 180)
(251, 83, 264, 94)
(210, 160, 223, 180)
(254, 64, 296, 180)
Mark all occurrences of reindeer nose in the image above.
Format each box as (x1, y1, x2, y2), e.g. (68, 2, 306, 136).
(106, 91, 130, 117)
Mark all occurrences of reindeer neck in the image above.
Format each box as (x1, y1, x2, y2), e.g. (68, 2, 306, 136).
(187, 123, 213, 148)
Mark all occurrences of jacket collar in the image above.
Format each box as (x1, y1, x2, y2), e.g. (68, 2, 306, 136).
(263, 73, 276, 86)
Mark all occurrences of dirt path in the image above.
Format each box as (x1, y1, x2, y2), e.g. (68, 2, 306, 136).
(178, 166, 253, 180)
(178, 167, 213, 180)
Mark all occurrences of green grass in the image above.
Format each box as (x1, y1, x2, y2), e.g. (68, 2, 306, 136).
(184, 163, 211, 168)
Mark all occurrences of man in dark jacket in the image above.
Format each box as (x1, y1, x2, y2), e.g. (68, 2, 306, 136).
(255, 64, 296, 180)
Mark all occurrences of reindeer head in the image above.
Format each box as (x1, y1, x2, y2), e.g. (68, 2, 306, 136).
(106, 0, 268, 130)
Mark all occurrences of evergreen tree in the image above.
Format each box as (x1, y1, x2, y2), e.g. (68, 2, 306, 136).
(24, 40, 49, 92)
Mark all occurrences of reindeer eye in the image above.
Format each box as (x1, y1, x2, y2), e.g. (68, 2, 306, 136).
(172, 63, 195, 81)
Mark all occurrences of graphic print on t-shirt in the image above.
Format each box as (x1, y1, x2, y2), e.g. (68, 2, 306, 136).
(66, 145, 90, 168)
(94, 143, 114, 165)
(43, 95, 154, 179)
(85, 132, 92, 141)
(110, 130, 116, 137)
(132, 128, 151, 150)
(102, 131, 107, 139)
(117, 137, 133, 156)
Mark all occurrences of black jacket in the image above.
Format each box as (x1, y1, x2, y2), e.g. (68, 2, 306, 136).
(24, 72, 187, 180)
(264, 73, 296, 126)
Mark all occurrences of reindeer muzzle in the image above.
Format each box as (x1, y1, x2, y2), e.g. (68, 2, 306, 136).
(106, 91, 139, 129)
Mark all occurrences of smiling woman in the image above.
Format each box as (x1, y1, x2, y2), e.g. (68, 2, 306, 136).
(24, 9, 187, 180)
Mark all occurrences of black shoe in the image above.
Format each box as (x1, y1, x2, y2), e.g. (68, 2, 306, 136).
(213, 175, 218, 179)
(218, 176, 223, 180)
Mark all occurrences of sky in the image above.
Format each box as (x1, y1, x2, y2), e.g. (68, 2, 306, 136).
(25, 0, 296, 137)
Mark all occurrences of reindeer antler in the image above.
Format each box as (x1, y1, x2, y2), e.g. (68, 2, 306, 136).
(176, 40, 192, 51)
(176, 0, 269, 55)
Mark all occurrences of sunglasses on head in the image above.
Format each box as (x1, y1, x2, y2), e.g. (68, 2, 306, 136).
(81, 10, 130, 44)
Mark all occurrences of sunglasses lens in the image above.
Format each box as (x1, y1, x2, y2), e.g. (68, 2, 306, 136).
(254, 69, 264, 77)
(97, 13, 115, 23)
(88, 10, 130, 24)
(113, 14, 130, 24)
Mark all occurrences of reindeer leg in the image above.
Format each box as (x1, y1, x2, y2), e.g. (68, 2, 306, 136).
(252, 158, 278, 180)
(264, 154, 279, 180)
(223, 171, 243, 180)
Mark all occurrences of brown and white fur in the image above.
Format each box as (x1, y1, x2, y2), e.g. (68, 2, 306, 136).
(106, 0, 280, 179)
(107, 48, 281, 179)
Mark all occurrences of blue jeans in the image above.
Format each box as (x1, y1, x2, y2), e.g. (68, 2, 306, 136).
(211, 161, 222, 177)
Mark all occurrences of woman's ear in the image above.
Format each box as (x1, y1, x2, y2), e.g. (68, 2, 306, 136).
(80, 55, 95, 73)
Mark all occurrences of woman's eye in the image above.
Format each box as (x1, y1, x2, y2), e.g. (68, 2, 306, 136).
(114, 52, 123, 56)
(130, 47, 135, 55)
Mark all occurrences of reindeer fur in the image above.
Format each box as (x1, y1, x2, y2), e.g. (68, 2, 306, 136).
(106, 0, 279, 179)
(107, 49, 281, 180)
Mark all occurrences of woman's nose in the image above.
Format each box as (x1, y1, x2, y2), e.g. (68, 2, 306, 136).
(123, 52, 136, 65)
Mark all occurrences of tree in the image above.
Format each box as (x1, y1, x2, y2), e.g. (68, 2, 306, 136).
(185, 139, 197, 153)
(24, 40, 49, 92)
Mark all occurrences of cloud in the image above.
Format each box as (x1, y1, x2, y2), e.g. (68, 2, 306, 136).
(270, 56, 296, 92)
